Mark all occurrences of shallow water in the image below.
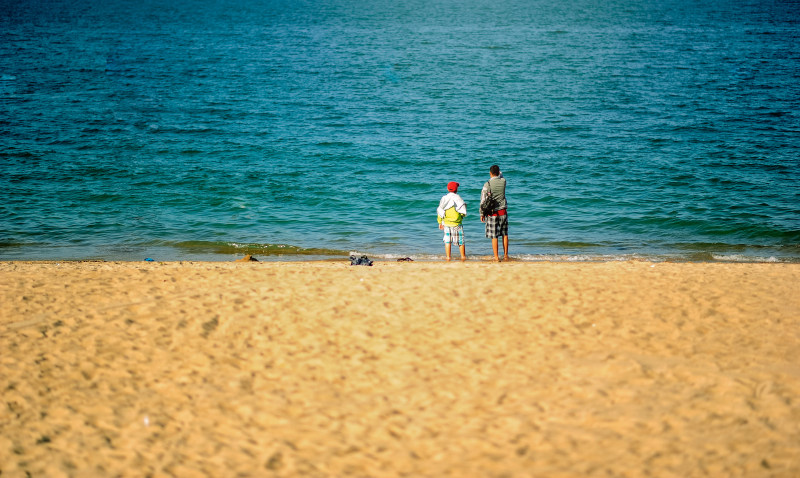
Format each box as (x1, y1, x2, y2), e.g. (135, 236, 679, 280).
(1, 0, 798, 262)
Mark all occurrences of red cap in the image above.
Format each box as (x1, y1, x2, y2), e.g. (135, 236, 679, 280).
(447, 181, 459, 192)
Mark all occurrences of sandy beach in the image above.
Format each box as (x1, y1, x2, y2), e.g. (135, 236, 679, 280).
(1, 260, 798, 477)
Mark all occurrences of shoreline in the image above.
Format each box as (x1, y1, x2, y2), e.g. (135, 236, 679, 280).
(2, 261, 799, 476)
(2, 253, 798, 265)
(2, 242, 798, 265)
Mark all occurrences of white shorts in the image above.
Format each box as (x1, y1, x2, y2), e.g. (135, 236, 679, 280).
(443, 225, 464, 245)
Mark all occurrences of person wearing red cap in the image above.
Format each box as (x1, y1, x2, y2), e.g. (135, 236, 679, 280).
(437, 181, 468, 261)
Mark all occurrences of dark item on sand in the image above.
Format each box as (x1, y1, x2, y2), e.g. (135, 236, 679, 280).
(480, 181, 499, 217)
(235, 255, 259, 262)
(397, 257, 414, 262)
(350, 255, 373, 266)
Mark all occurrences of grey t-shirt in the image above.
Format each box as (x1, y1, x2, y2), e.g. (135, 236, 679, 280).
(480, 176, 507, 213)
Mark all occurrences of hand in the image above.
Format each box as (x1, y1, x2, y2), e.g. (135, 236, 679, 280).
(439, 223, 444, 230)
(480, 215, 485, 223)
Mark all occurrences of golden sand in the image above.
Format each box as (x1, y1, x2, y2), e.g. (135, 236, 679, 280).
(1, 260, 798, 477)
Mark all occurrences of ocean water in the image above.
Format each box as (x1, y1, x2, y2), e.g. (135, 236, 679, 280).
(1, 0, 798, 262)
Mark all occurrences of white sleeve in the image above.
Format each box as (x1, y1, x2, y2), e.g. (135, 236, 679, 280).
(437, 196, 447, 218)
(455, 195, 467, 216)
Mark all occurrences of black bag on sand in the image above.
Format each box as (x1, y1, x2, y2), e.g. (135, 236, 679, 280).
(350, 255, 373, 266)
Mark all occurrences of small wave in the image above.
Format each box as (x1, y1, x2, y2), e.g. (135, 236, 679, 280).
(170, 241, 350, 257)
(537, 241, 606, 248)
(710, 254, 781, 263)
(0, 240, 28, 249)
(685, 251, 716, 262)
(512, 254, 639, 262)
(509, 253, 796, 263)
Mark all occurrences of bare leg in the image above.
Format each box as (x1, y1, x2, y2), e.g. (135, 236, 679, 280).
(445, 243, 452, 261)
(491, 238, 500, 262)
(503, 235, 509, 261)
(459, 245, 466, 261)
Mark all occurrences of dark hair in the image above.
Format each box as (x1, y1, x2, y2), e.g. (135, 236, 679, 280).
(489, 165, 500, 176)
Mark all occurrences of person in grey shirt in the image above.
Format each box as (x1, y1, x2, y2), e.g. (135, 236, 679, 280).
(479, 164, 509, 261)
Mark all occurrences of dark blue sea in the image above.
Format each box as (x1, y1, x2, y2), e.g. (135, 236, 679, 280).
(2, 0, 799, 262)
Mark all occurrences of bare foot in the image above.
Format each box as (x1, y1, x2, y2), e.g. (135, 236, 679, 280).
(446, 257, 452, 261)
(503, 255, 510, 262)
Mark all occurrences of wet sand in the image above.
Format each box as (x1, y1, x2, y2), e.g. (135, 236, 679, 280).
(1, 260, 798, 477)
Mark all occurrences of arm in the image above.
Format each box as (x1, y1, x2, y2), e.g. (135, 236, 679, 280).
(479, 183, 488, 222)
(454, 195, 467, 216)
(437, 198, 447, 219)
(437, 197, 446, 229)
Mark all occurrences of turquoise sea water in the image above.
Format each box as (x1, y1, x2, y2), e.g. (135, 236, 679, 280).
(1, 0, 799, 262)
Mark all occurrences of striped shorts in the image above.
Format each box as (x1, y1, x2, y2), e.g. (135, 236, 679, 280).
(443, 225, 464, 245)
(485, 214, 508, 238)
